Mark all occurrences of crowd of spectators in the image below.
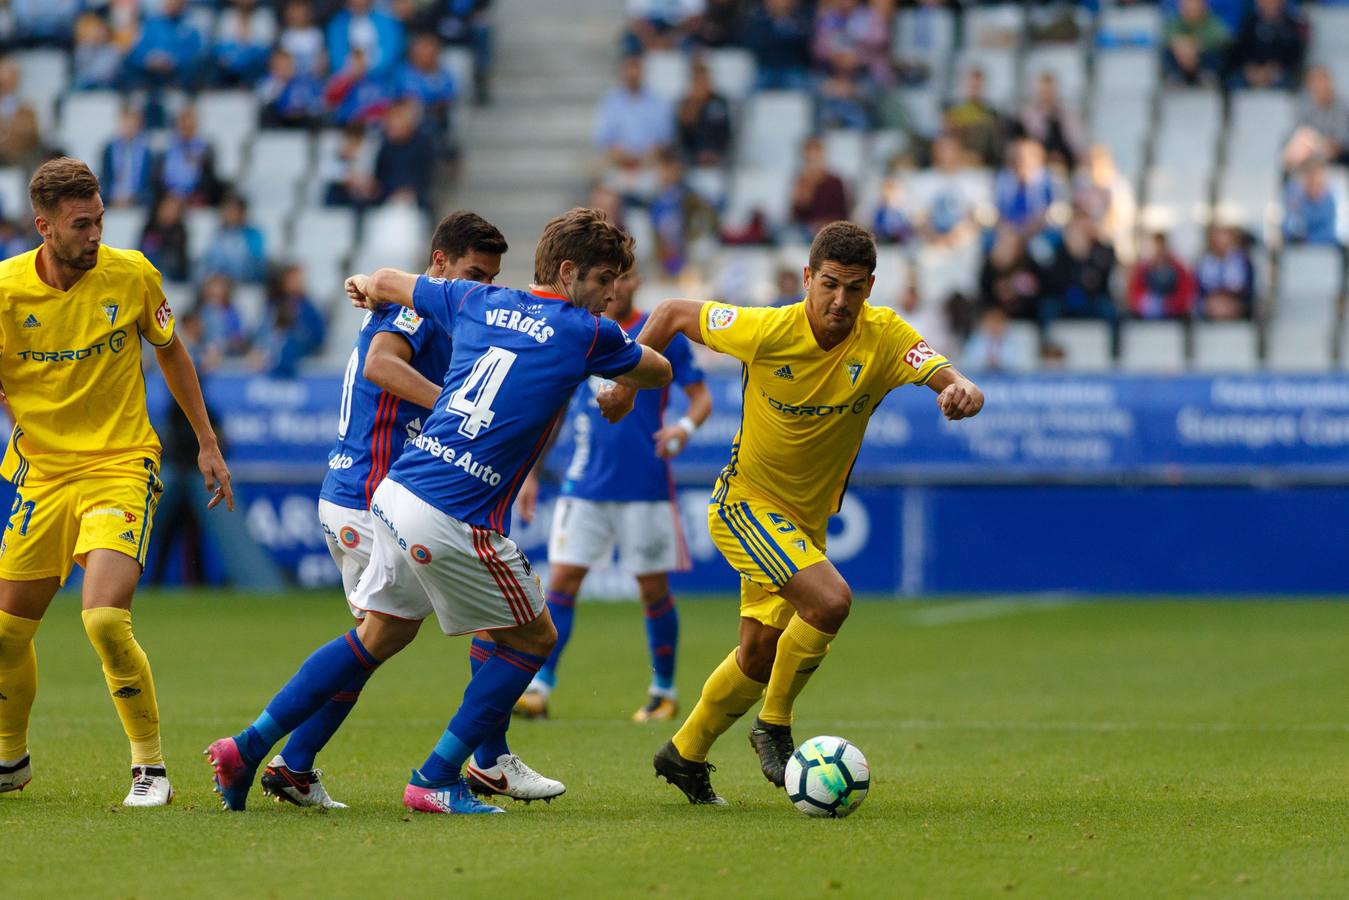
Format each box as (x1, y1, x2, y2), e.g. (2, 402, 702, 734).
(0, 0, 498, 375)
(593, 0, 1349, 371)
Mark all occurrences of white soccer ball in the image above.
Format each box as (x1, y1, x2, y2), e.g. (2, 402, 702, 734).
(783, 735, 870, 818)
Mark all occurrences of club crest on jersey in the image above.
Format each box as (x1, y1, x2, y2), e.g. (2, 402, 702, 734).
(845, 360, 864, 386)
(410, 543, 433, 565)
(340, 526, 360, 549)
(793, 539, 807, 553)
(394, 307, 423, 335)
(101, 300, 119, 325)
(707, 305, 737, 331)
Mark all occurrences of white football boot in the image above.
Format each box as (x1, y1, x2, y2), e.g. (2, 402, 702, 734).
(260, 755, 348, 809)
(0, 755, 32, 794)
(465, 754, 566, 803)
(123, 765, 175, 807)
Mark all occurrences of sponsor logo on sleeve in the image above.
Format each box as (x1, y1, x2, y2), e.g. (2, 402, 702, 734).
(394, 307, 424, 335)
(903, 340, 937, 370)
(707, 305, 738, 331)
(155, 299, 173, 330)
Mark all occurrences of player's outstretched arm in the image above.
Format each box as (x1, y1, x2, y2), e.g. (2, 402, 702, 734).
(155, 338, 234, 511)
(346, 268, 420, 311)
(633, 299, 707, 351)
(364, 332, 441, 409)
(927, 365, 985, 421)
(613, 345, 673, 390)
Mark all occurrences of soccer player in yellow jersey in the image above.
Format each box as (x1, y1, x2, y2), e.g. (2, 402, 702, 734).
(0, 158, 232, 806)
(599, 222, 985, 804)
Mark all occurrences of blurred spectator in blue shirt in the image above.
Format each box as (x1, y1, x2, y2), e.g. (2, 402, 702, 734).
(594, 54, 675, 168)
(812, 0, 892, 89)
(10, 0, 82, 47)
(1195, 224, 1254, 320)
(251, 264, 326, 377)
(102, 107, 155, 208)
(127, 0, 207, 89)
(995, 138, 1057, 236)
(1228, 0, 1307, 90)
(327, 0, 405, 77)
(1282, 161, 1340, 246)
(893, 0, 954, 88)
(742, 0, 812, 91)
(675, 58, 731, 167)
(321, 123, 380, 208)
(324, 47, 393, 126)
(872, 175, 915, 245)
(214, 0, 278, 87)
(962, 306, 1032, 372)
(398, 32, 458, 136)
(422, 0, 493, 105)
(279, 0, 327, 77)
(156, 107, 220, 206)
(258, 48, 324, 128)
(374, 100, 436, 208)
(202, 193, 268, 283)
(140, 194, 191, 283)
(195, 274, 250, 366)
(73, 13, 125, 89)
(647, 151, 718, 276)
(913, 135, 982, 249)
(622, 0, 705, 55)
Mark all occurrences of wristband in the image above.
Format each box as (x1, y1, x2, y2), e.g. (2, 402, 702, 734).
(676, 415, 697, 436)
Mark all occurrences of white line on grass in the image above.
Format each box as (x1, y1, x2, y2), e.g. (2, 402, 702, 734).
(907, 596, 1080, 627)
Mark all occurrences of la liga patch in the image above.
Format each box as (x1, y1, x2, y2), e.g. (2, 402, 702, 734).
(394, 307, 423, 335)
(707, 305, 738, 331)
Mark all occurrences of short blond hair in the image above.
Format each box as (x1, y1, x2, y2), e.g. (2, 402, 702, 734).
(29, 157, 100, 215)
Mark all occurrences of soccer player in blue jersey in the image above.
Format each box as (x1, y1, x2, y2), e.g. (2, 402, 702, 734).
(515, 264, 712, 723)
(258, 211, 560, 809)
(207, 208, 673, 814)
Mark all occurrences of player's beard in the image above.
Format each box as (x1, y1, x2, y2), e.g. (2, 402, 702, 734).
(51, 236, 99, 272)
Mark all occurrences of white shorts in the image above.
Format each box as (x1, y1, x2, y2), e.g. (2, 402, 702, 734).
(348, 478, 546, 635)
(547, 496, 690, 575)
(318, 499, 374, 597)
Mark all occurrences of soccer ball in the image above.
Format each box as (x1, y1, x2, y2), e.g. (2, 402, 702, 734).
(783, 735, 870, 818)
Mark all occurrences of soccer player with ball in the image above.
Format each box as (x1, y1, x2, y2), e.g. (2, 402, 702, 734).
(599, 222, 984, 804)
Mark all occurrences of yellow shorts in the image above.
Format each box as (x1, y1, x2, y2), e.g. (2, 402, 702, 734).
(0, 457, 163, 583)
(707, 499, 827, 631)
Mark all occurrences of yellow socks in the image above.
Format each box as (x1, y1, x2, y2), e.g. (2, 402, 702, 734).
(0, 609, 40, 763)
(671, 649, 766, 763)
(758, 615, 834, 727)
(81, 607, 163, 767)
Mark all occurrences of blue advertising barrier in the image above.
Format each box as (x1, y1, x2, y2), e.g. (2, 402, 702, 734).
(147, 372, 1349, 594)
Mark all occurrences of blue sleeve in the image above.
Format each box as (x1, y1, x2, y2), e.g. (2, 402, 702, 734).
(410, 275, 474, 335)
(373, 303, 435, 355)
(586, 317, 644, 379)
(667, 333, 704, 387)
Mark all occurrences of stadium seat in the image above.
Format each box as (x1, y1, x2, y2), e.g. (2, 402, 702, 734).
(891, 5, 956, 96)
(440, 47, 474, 108)
(914, 242, 980, 308)
(685, 166, 727, 207)
(1046, 320, 1113, 371)
(1227, 91, 1295, 172)
(1093, 49, 1159, 102)
(1144, 168, 1211, 223)
(1004, 321, 1041, 371)
(1192, 321, 1259, 372)
(249, 207, 290, 258)
(892, 86, 943, 139)
(248, 130, 313, 185)
(316, 300, 371, 366)
(1215, 167, 1279, 236)
(822, 130, 868, 188)
(1021, 46, 1087, 105)
(642, 49, 687, 104)
(737, 91, 813, 171)
(233, 283, 268, 333)
(1088, 95, 1150, 185)
(292, 206, 357, 264)
(14, 49, 68, 134)
(197, 91, 260, 182)
(963, 4, 1024, 50)
(1308, 5, 1349, 62)
(1119, 320, 1187, 373)
(0, 167, 25, 219)
(185, 207, 221, 265)
(100, 207, 146, 251)
(722, 166, 794, 233)
(706, 48, 756, 103)
(359, 203, 430, 272)
(710, 247, 777, 306)
(1275, 245, 1344, 326)
(1265, 321, 1335, 371)
(869, 247, 910, 309)
(237, 175, 300, 217)
(57, 91, 122, 170)
(1154, 90, 1220, 172)
(1097, 5, 1162, 48)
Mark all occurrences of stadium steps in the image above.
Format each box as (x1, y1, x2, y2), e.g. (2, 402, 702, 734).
(443, 0, 614, 285)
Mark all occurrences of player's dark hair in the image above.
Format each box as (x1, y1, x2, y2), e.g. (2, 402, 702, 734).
(533, 207, 635, 285)
(808, 221, 877, 274)
(428, 210, 509, 266)
(29, 157, 100, 215)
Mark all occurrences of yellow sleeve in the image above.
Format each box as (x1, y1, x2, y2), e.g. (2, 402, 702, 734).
(137, 255, 175, 347)
(887, 316, 950, 388)
(698, 301, 768, 365)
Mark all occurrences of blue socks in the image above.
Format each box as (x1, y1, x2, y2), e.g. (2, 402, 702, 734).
(534, 590, 575, 690)
(235, 629, 381, 766)
(276, 668, 373, 772)
(469, 637, 512, 768)
(418, 643, 546, 785)
(644, 593, 679, 695)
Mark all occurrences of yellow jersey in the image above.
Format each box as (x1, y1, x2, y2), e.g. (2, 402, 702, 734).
(700, 301, 949, 533)
(0, 245, 176, 484)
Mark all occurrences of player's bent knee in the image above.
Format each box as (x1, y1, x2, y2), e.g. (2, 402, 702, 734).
(803, 584, 852, 632)
(356, 613, 420, 660)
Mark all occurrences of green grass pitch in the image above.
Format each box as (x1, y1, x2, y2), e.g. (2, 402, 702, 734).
(6, 592, 1349, 898)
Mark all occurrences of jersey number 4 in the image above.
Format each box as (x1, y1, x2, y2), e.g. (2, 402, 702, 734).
(446, 346, 518, 439)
